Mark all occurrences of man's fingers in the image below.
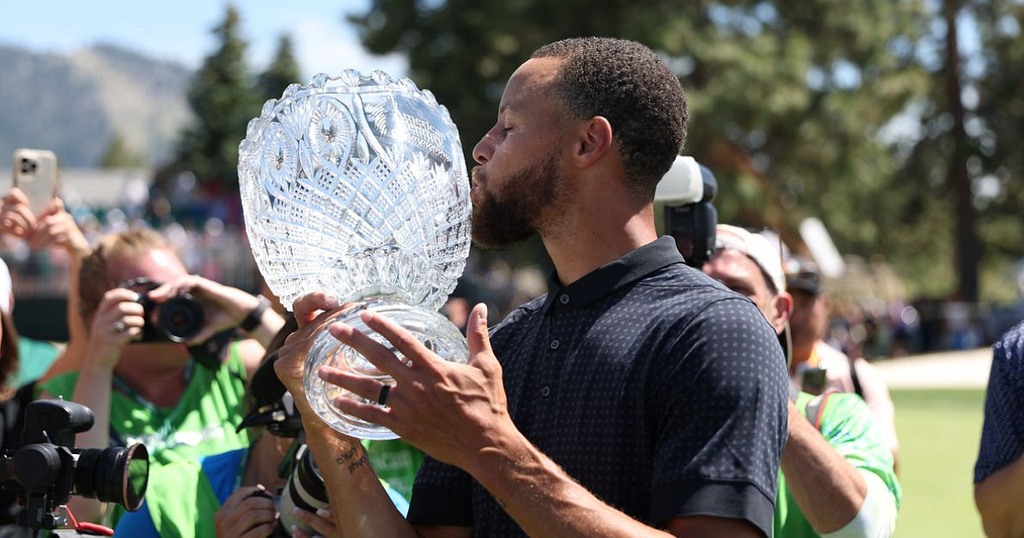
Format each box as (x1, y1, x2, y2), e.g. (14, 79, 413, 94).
(328, 322, 412, 380)
(220, 486, 262, 512)
(331, 394, 395, 430)
(318, 366, 393, 404)
(293, 507, 338, 536)
(466, 303, 494, 359)
(293, 293, 340, 327)
(359, 311, 438, 372)
(240, 522, 278, 538)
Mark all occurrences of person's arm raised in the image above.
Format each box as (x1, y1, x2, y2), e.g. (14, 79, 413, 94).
(320, 304, 763, 538)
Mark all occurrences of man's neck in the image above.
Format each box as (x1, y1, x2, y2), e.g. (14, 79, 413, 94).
(114, 346, 191, 407)
(541, 199, 658, 286)
(790, 343, 814, 375)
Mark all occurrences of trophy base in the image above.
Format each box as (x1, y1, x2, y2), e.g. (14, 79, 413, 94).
(303, 299, 469, 439)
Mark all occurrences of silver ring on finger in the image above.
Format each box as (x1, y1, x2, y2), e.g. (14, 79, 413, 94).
(114, 321, 126, 333)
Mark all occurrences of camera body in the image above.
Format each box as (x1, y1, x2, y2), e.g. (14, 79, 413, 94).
(0, 400, 149, 532)
(122, 277, 206, 343)
(655, 156, 719, 268)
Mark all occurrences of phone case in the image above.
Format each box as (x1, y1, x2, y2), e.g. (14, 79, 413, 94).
(12, 149, 58, 216)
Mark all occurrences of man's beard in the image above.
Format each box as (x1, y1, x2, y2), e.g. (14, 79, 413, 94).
(471, 151, 561, 249)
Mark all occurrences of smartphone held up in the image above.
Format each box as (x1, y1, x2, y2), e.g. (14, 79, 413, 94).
(11, 148, 58, 217)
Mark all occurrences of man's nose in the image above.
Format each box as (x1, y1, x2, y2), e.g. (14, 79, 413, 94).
(473, 131, 496, 165)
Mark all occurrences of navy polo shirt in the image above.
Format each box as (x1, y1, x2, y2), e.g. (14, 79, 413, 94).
(976, 320, 1024, 483)
(407, 237, 788, 537)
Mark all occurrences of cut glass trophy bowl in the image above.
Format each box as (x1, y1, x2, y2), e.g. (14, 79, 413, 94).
(238, 70, 472, 439)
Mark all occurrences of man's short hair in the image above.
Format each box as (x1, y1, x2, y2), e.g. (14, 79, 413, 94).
(79, 228, 171, 323)
(531, 37, 688, 199)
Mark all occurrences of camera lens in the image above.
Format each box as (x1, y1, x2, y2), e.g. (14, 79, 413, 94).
(74, 443, 149, 511)
(158, 294, 205, 343)
(278, 445, 329, 535)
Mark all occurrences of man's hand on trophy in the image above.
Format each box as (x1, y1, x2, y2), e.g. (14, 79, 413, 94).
(86, 288, 145, 369)
(274, 292, 344, 410)
(319, 303, 517, 470)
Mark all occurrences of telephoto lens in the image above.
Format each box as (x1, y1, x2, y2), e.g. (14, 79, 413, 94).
(277, 445, 328, 535)
(74, 443, 150, 511)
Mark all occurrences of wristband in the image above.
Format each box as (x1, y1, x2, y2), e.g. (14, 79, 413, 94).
(240, 295, 271, 332)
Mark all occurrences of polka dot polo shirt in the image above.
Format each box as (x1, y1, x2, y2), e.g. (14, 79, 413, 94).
(407, 237, 789, 538)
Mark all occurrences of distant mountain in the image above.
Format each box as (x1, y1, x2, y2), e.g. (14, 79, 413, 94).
(0, 43, 193, 169)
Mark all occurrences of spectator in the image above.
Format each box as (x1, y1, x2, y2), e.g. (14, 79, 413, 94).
(37, 228, 285, 524)
(276, 37, 788, 538)
(703, 225, 901, 538)
(787, 258, 900, 461)
(0, 188, 91, 385)
(974, 320, 1024, 538)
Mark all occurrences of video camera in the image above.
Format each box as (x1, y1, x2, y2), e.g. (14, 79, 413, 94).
(237, 352, 327, 537)
(655, 155, 719, 268)
(0, 400, 149, 535)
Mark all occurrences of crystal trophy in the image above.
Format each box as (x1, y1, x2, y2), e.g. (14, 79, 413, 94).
(238, 70, 472, 439)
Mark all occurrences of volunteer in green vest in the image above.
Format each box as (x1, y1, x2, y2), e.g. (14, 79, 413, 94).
(113, 317, 418, 538)
(703, 225, 901, 538)
(39, 228, 285, 525)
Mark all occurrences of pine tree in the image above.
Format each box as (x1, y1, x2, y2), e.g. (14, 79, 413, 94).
(257, 35, 301, 103)
(174, 5, 260, 187)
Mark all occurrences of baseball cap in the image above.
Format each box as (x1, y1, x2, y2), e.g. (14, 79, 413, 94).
(714, 224, 791, 366)
(714, 225, 786, 295)
(785, 257, 822, 296)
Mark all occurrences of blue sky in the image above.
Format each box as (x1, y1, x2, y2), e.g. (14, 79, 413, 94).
(0, 0, 407, 78)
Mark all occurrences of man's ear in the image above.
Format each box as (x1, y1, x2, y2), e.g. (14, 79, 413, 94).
(573, 116, 613, 168)
(771, 292, 794, 334)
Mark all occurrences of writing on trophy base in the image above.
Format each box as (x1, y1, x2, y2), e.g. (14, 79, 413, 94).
(238, 70, 472, 439)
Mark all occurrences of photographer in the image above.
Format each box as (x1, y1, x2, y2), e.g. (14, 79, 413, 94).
(113, 317, 410, 538)
(703, 225, 901, 538)
(0, 187, 91, 384)
(38, 228, 285, 524)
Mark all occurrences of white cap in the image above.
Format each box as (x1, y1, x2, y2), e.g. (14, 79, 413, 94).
(714, 225, 786, 294)
(0, 258, 11, 314)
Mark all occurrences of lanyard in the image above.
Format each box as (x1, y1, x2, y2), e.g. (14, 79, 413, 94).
(109, 360, 195, 448)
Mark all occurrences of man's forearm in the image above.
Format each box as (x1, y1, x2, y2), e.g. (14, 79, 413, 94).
(975, 454, 1024, 538)
(467, 431, 719, 538)
(300, 416, 421, 538)
(780, 411, 867, 534)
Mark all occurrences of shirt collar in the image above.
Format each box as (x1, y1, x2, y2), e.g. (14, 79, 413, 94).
(542, 236, 685, 314)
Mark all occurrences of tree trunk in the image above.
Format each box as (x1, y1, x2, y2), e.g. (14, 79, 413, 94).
(944, 0, 979, 302)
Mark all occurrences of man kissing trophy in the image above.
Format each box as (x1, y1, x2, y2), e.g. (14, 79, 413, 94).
(238, 70, 472, 439)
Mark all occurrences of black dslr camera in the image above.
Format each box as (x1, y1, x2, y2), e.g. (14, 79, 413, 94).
(121, 277, 206, 343)
(654, 155, 719, 268)
(0, 400, 149, 534)
(237, 352, 327, 537)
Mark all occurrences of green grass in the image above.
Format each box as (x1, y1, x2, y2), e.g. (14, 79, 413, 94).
(892, 389, 986, 538)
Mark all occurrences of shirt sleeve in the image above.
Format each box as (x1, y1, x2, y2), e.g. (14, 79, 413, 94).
(648, 297, 789, 538)
(406, 454, 474, 527)
(975, 328, 1024, 483)
(852, 359, 900, 454)
(816, 392, 902, 510)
